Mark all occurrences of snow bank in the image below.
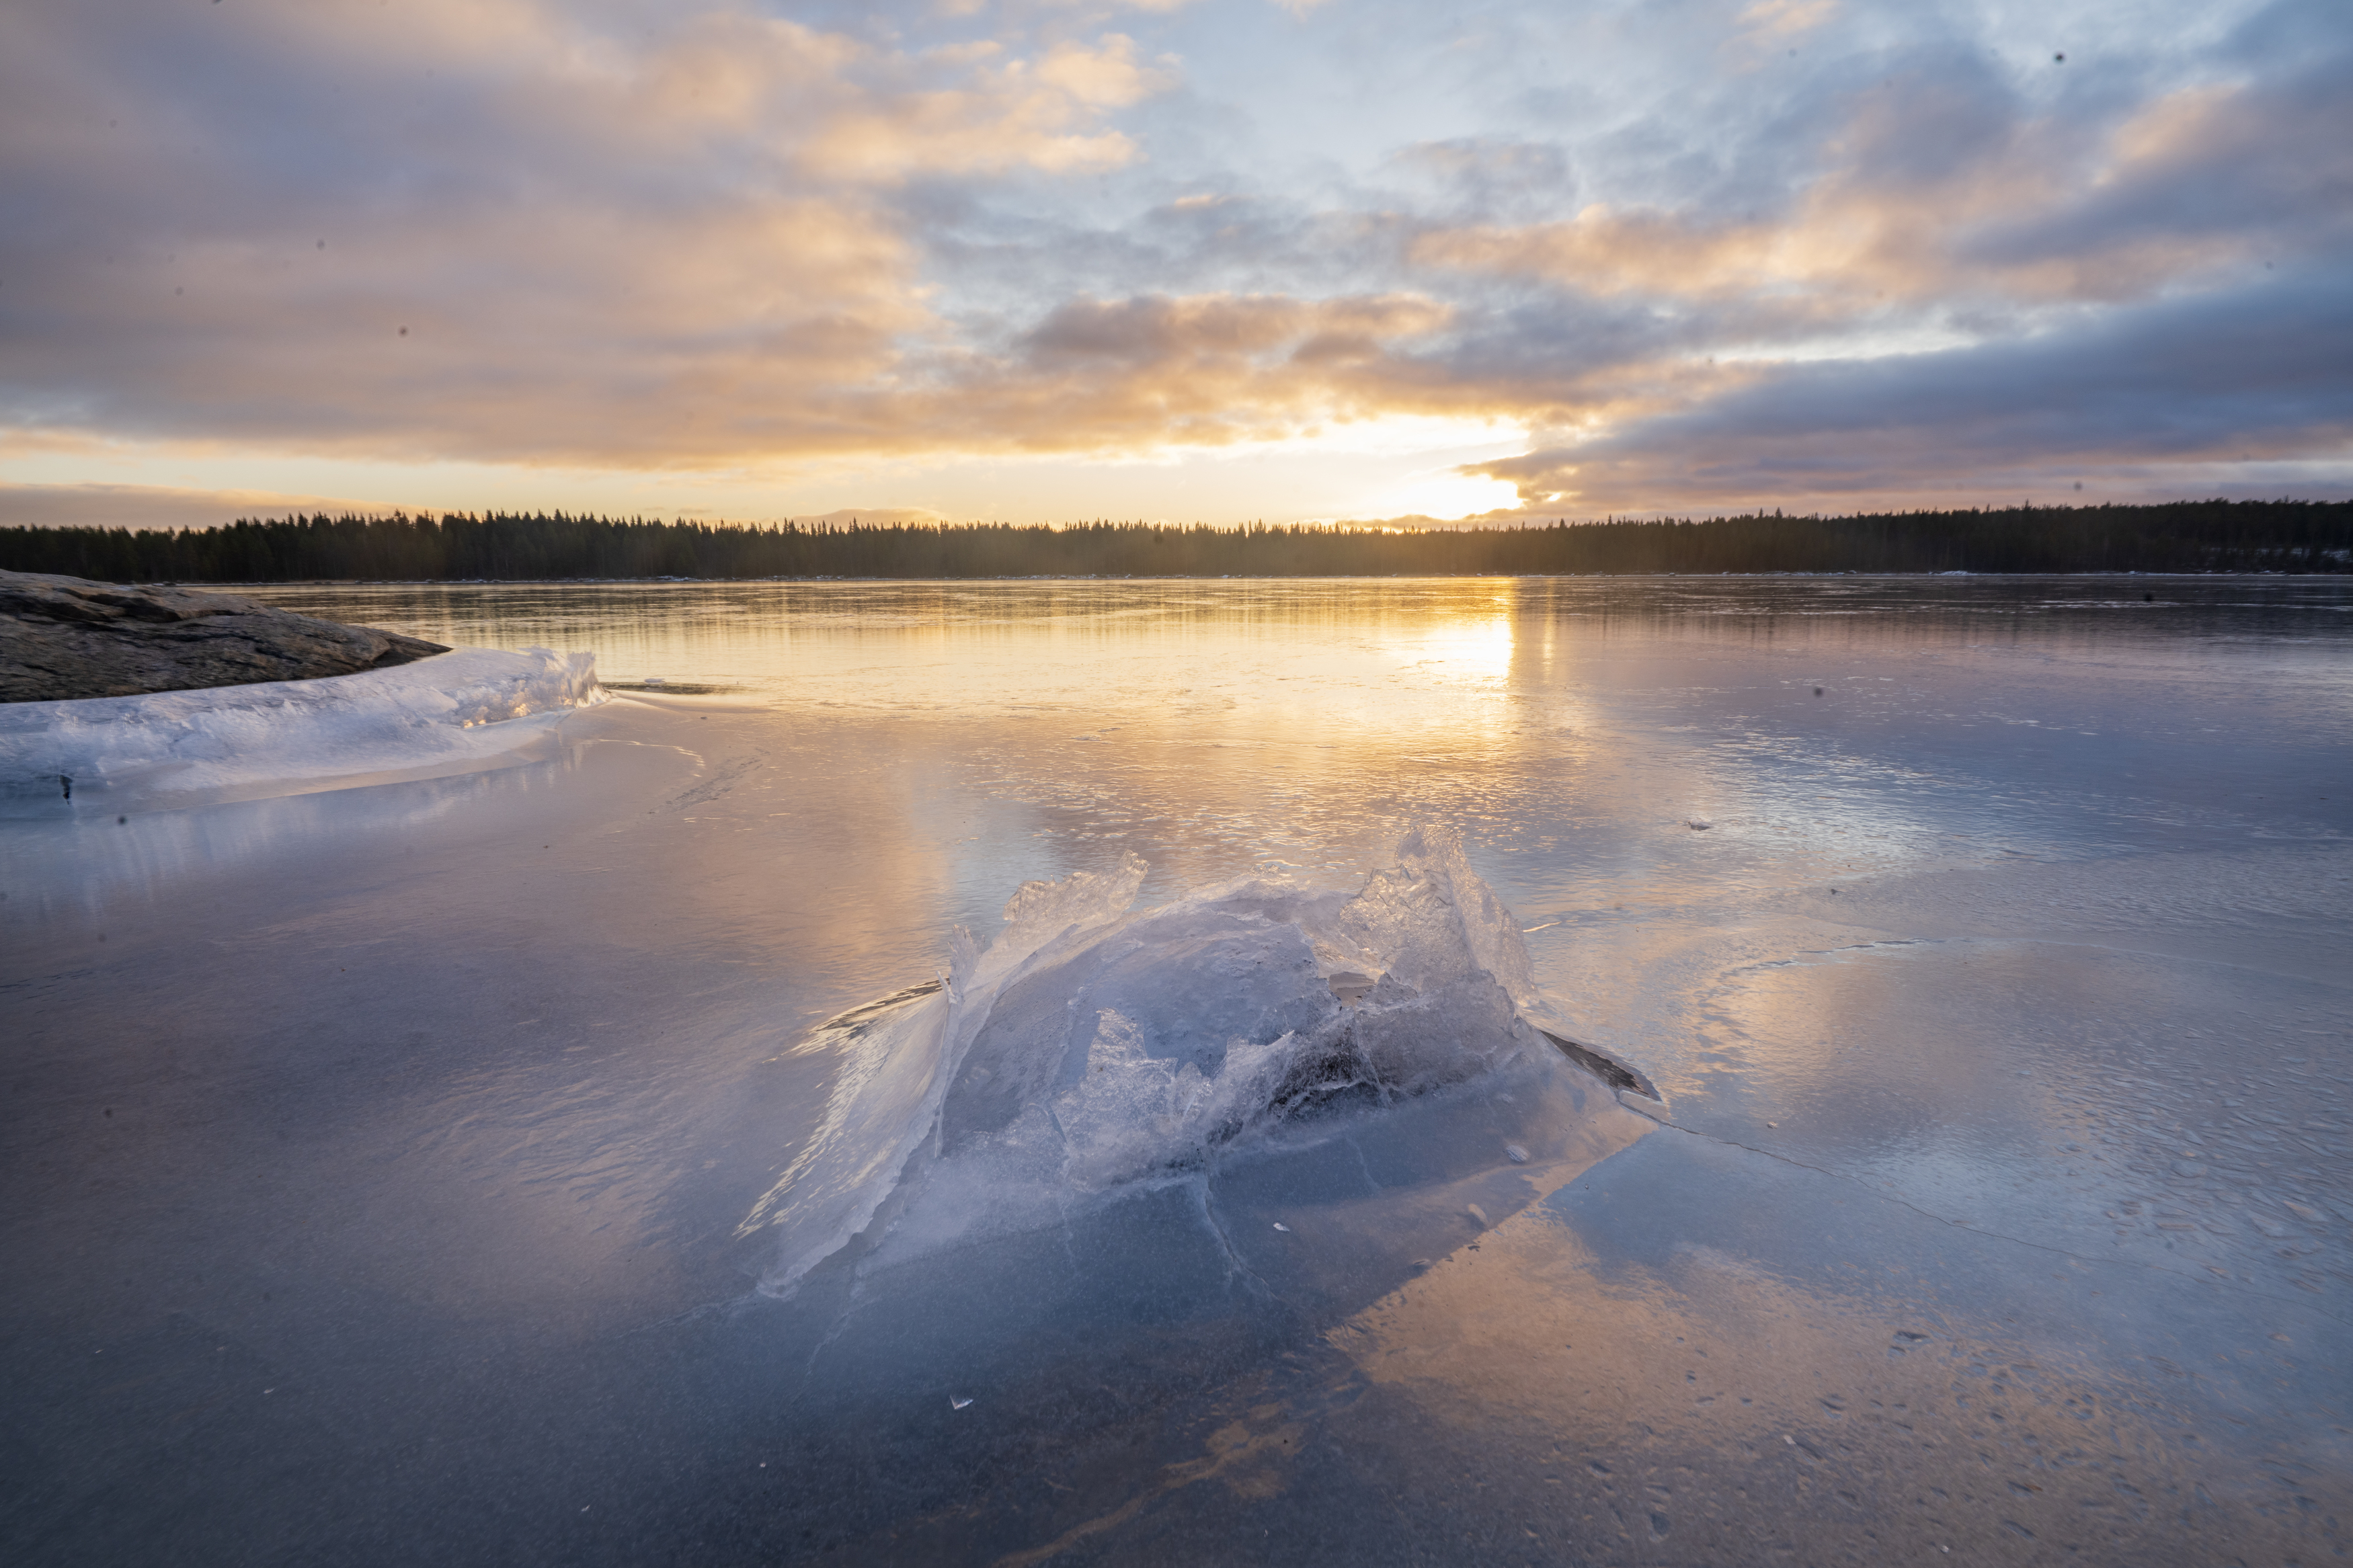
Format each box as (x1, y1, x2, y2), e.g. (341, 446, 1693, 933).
(0, 646, 601, 813)
(744, 825, 1566, 1294)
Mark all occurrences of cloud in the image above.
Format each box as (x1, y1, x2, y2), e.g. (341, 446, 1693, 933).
(1411, 48, 2350, 320)
(947, 291, 1470, 450)
(1, 0, 2347, 518)
(0, 1, 1189, 466)
(804, 32, 1173, 179)
(1737, 0, 1837, 38)
(1467, 267, 2353, 512)
(0, 484, 393, 532)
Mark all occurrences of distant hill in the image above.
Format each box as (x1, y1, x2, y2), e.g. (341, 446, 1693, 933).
(3, 501, 2347, 581)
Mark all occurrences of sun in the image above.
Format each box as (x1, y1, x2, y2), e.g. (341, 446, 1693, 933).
(1369, 468, 1521, 522)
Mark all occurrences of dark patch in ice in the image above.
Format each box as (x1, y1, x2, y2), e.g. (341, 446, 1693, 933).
(1258, 1028, 1390, 1126)
(811, 980, 943, 1038)
(1540, 1030, 1658, 1099)
(939, 909, 1334, 1155)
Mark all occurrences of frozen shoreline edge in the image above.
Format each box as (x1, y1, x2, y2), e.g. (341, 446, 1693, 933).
(0, 645, 603, 815)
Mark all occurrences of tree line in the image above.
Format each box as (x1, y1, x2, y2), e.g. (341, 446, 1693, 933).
(4, 499, 2348, 582)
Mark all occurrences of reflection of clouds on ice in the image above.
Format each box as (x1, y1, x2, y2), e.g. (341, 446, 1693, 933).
(744, 824, 1592, 1296)
(4, 763, 528, 923)
(1647, 917, 2353, 1307)
(1327, 1145, 2348, 1566)
(0, 646, 600, 813)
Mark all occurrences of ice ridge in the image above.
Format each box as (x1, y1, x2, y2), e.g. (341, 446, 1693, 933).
(0, 646, 601, 811)
(745, 825, 1562, 1295)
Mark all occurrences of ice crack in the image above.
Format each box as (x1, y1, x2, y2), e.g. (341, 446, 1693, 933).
(1195, 1171, 1277, 1301)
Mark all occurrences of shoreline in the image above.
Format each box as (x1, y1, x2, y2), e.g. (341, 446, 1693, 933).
(120, 566, 2353, 587)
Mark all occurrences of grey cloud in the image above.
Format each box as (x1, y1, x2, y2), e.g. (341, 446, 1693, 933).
(1474, 267, 2353, 509)
(2225, 0, 2349, 61)
(1960, 41, 2353, 275)
(1834, 50, 2022, 188)
(1386, 138, 1577, 224)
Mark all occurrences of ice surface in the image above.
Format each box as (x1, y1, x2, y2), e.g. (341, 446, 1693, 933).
(0, 645, 600, 813)
(744, 825, 1573, 1294)
(8, 579, 2349, 1568)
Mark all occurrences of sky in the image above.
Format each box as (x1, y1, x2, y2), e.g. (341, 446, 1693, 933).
(2, 0, 2348, 530)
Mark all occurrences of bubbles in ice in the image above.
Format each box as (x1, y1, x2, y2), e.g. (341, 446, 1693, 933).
(746, 825, 1560, 1294)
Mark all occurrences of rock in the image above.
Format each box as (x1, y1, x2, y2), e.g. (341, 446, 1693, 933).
(1, 571, 450, 703)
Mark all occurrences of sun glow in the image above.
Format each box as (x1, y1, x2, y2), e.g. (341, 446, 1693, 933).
(1367, 468, 1522, 522)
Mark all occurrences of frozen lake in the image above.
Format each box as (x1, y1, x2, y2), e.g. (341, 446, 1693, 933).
(5, 575, 2350, 1565)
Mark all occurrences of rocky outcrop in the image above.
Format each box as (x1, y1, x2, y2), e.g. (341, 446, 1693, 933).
(1, 571, 450, 703)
